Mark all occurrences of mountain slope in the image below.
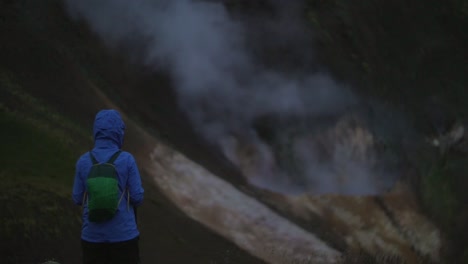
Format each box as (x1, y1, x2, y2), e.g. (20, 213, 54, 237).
(1, 0, 467, 263)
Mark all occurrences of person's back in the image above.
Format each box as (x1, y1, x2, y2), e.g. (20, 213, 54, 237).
(72, 109, 144, 264)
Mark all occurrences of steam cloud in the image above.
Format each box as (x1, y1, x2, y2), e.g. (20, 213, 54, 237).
(65, 0, 396, 195)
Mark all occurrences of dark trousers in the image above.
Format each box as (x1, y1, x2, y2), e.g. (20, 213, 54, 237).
(81, 236, 140, 264)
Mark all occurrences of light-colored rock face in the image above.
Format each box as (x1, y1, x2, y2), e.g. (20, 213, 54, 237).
(224, 114, 393, 195)
(221, 114, 442, 262)
(429, 121, 466, 154)
(262, 190, 441, 262)
(148, 142, 341, 264)
(130, 113, 441, 263)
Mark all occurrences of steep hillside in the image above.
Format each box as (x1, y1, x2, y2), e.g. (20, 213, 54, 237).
(0, 87, 85, 263)
(1, 0, 467, 263)
(305, 1, 468, 262)
(0, 1, 264, 263)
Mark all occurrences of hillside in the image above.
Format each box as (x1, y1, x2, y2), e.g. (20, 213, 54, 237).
(1, 0, 467, 263)
(0, 0, 264, 263)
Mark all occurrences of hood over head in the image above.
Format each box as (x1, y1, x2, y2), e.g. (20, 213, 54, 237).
(93, 109, 125, 148)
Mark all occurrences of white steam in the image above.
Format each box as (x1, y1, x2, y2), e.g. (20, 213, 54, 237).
(65, 0, 395, 195)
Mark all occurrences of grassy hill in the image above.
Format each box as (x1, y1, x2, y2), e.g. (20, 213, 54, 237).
(0, 79, 88, 263)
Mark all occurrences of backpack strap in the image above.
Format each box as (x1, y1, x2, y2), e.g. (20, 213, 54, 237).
(89, 152, 98, 165)
(89, 150, 122, 164)
(106, 150, 122, 164)
(107, 150, 125, 206)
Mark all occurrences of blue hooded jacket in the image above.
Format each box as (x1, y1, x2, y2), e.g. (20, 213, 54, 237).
(72, 109, 144, 242)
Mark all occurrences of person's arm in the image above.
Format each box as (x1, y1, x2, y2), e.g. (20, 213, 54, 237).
(127, 154, 144, 206)
(72, 158, 86, 205)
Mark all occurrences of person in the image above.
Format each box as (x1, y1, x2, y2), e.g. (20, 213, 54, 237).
(72, 109, 144, 264)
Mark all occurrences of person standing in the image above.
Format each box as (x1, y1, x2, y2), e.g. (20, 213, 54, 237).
(72, 109, 144, 264)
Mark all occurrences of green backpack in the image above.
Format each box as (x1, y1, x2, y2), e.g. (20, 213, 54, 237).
(85, 150, 124, 222)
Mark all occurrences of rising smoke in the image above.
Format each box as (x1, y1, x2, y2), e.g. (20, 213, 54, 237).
(65, 0, 397, 195)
